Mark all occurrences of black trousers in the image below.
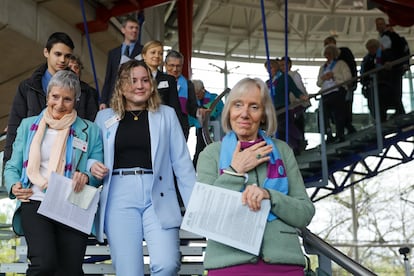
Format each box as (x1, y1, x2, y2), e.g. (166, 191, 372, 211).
(391, 69, 406, 115)
(20, 200, 88, 276)
(322, 88, 347, 140)
(276, 110, 303, 154)
(193, 128, 207, 168)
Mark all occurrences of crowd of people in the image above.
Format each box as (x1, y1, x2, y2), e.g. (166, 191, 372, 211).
(360, 17, 408, 122)
(2, 13, 409, 276)
(264, 17, 409, 147)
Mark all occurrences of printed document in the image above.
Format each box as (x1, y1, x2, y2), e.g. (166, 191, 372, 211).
(37, 172, 100, 234)
(181, 182, 270, 255)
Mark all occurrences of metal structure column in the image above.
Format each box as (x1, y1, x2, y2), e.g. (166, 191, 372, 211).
(176, 0, 193, 79)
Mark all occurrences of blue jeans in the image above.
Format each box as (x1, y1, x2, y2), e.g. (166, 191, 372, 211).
(104, 168, 181, 276)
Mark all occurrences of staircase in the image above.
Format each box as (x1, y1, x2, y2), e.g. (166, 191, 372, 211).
(297, 111, 414, 201)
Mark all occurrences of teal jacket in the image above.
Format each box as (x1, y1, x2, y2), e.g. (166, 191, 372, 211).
(196, 138, 315, 269)
(4, 115, 104, 236)
(273, 73, 304, 110)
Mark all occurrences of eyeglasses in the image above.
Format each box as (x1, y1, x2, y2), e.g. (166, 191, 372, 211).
(166, 63, 182, 69)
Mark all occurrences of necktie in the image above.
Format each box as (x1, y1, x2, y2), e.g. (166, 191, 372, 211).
(124, 45, 130, 57)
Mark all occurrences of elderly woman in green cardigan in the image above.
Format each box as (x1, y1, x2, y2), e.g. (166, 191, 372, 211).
(196, 77, 315, 276)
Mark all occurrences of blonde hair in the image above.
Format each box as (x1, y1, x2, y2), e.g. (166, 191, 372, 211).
(221, 78, 277, 135)
(142, 40, 163, 56)
(110, 60, 161, 118)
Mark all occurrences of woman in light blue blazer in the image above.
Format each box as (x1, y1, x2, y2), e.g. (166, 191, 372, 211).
(91, 60, 195, 276)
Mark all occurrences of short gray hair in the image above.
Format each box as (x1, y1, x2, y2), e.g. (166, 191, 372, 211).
(221, 78, 277, 135)
(165, 50, 184, 63)
(323, 44, 340, 59)
(47, 70, 81, 101)
(365, 38, 380, 50)
(192, 79, 204, 93)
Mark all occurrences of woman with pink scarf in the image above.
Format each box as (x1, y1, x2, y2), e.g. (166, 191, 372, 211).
(4, 70, 104, 276)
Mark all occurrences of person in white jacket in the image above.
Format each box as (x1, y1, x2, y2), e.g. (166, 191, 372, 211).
(317, 45, 352, 143)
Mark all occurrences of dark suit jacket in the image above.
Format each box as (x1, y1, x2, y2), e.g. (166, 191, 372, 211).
(338, 46, 357, 91)
(100, 43, 143, 106)
(154, 70, 187, 137)
(186, 80, 198, 118)
(180, 79, 198, 139)
(76, 81, 99, 121)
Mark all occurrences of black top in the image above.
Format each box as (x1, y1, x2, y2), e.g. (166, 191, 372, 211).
(114, 110, 152, 169)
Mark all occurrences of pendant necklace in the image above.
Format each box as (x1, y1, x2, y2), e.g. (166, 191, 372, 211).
(129, 110, 144, 121)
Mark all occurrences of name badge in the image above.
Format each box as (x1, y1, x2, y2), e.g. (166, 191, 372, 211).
(158, 81, 169, 89)
(104, 115, 120, 129)
(73, 137, 88, 152)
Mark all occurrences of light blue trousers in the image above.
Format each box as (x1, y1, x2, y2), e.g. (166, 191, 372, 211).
(104, 169, 181, 276)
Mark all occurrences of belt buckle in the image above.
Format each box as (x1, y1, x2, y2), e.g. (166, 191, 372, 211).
(134, 170, 143, 175)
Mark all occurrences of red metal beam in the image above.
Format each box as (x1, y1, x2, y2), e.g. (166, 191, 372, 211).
(371, 0, 414, 27)
(176, 0, 193, 79)
(76, 0, 173, 33)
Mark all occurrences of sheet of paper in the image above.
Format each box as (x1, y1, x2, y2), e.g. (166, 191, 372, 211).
(37, 172, 100, 234)
(67, 184, 98, 210)
(181, 182, 270, 255)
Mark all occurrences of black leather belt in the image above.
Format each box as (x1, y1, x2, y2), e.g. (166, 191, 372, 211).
(112, 170, 153, 176)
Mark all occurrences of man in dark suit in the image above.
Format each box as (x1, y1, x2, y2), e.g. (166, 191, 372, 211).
(100, 16, 143, 109)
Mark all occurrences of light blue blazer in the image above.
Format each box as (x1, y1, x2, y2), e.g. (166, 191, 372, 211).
(93, 105, 195, 243)
(4, 115, 104, 236)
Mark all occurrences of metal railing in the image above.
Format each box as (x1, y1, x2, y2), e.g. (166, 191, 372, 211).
(203, 54, 413, 187)
(300, 227, 377, 275)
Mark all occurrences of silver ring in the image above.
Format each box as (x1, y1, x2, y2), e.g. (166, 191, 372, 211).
(256, 154, 262, 159)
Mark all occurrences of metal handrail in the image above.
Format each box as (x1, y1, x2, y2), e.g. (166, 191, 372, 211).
(309, 54, 412, 100)
(300, 227, 378, 275)
(201, 88, 230, 145)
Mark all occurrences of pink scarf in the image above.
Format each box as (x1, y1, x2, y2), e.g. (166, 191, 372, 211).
(26, 108, 77, 189)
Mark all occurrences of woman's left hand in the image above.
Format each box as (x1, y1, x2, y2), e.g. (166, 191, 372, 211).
(241, 184, 270, 211)
(72, 171, 89, 193)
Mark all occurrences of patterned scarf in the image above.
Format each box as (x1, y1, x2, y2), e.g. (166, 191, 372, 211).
(219, 130, 289, 221)
(375, 48, 383, 67)
(177, 75, 189, 115)
(21, 108, 77, 189)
